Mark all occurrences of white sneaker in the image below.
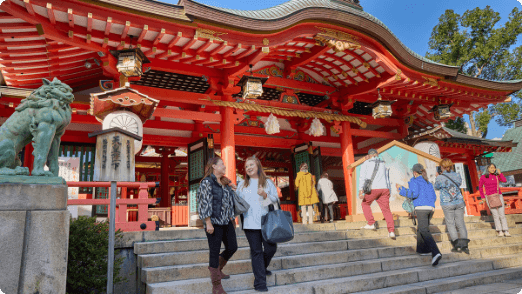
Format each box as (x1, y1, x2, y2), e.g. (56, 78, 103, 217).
(498, 231, 504, 237)
(431, 253, 442, 266)
(362, 224, 376, 230)
(389, 232, 396, 240)
(419, 253, 431, 256)
(504, 231, 511, 237)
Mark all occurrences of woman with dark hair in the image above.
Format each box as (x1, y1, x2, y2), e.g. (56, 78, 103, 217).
(317, 172, 338, 223)
(397, 163, 442, 266)
(435, 158, 469, 253)
(479, 163, 510, 237)
(197, 156, 238, 294)
(236, 156, 279, 292)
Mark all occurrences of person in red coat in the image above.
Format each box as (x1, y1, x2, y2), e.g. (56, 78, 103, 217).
(478, 164, 510, 237)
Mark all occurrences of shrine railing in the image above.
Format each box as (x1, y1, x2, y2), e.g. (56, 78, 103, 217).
(464, 187, 522, 216)
(66, 181, 158, 231)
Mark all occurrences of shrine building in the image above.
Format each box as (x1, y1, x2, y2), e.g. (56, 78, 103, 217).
(1, 0, 521, 225)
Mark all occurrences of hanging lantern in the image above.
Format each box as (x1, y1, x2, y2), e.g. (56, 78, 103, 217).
(431, 103, 453, 120)
(476, 156, 491, 166)
(111, 48, 150, 77)
(368, 88, 395, 119)
(236, 64, 268, 100)
(265, 113, 280, 134)
(307, 118, 326, 137)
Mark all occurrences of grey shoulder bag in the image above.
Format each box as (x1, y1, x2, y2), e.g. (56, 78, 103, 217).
(363, 160, 380, 195)
(228, 186, 250, 216)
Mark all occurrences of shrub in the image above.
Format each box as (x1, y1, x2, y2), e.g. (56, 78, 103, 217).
(66, 216, 126, 294)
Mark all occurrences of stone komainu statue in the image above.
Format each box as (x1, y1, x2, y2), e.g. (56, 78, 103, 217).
(0, 78, 74, 176)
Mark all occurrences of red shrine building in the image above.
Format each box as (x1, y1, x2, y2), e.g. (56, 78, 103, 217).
(1, 0, 521, 224)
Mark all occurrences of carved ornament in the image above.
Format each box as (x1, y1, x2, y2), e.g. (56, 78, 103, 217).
(314, 27, 361, 52)
(195, 28, 227, 42)
(423, 76, 439, 87)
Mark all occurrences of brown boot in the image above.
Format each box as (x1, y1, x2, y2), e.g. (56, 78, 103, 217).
(209, 266, 227, 294)
(218, 256, 230, 279)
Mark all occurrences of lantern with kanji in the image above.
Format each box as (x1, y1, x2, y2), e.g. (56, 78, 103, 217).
(236, 65, 268, 99)
(368, 88, 395, 119)
(432, 104, 453, 121)
(111, 48, 150, 77)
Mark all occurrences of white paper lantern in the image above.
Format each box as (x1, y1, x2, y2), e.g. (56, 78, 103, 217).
(265, 113, 280, 134)
(307, 118, 326, 137)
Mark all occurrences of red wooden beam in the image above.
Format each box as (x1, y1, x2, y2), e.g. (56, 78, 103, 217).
(67, 8, 74, 28)
(223, 49, 267, 77)
(137, 24, 148, 43)
(284, 45, 330, 73)
(24, 0, 36, 16)
(104, 16, 112, 36)
(152, 28, 165, 46)
(87, 12, 93, 32)
(121, 20, 131, 40)
(0, 40, 47, 49)
(196, 40, 213, 54)
(152, 108, 221, 122)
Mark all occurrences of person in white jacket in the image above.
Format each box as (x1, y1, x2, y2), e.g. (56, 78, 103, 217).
(317, 172, 338, 223)
(236, 156, 278, 292)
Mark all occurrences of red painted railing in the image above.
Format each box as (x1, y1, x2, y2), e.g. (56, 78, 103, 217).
(67, 181, 158, 231)
(464, 187, 522, 216)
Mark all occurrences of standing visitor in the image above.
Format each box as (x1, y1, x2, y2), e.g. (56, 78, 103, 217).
(317, 172, 338, 223)
(398, 163, 442, 266)
(479, 164, 510, 237)
(434, 158, 469, 253)
(237, 156, 279, 292)
(197, 157, 238, 294)
(358, 149, 395, 239)
(295, 162, 320, 224)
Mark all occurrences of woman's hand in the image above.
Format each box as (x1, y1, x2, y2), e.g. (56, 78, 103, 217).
(497, 169, 501, 174)
(206, 220, 214, 234)
(396, 183, 402, 191)
(229, 183, 237, 191)
(358, 191, 364, 200)
(257, 187, 267, 199)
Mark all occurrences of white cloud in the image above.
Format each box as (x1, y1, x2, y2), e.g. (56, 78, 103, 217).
(518, 0, 522, 5)
(492, 137, 502, 141)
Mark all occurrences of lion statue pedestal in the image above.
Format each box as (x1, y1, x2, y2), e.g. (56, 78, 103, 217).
(0, 77, 74, 177)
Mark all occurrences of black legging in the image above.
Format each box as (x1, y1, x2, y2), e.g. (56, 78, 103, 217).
(205, 221, 238, 268)
(415, 209, 441, 258)
(324, 203, 335, 220)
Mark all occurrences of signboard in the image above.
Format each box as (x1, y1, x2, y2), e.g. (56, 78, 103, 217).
(58, 157, 80, 219)
(454, 163, 468, 189)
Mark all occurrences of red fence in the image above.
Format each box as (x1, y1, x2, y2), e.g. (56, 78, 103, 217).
(464, 187, 522, 216)
(67, 181, 157, 231)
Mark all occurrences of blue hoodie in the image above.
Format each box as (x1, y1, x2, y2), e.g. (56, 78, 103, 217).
(399, 176, 437, 208)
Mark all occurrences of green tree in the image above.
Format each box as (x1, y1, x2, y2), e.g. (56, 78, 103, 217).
(426, 6, 522, 137)
(444, 117, 468, 134)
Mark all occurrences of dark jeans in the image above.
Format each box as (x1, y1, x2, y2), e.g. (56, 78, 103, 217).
(244, 229, 278, 290)
(324, 203, 335, 220)
(415, 209, 441, 258)
(205, 221, 238, 268)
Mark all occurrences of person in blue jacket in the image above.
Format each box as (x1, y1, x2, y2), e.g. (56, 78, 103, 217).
(397, 163, 442, 266)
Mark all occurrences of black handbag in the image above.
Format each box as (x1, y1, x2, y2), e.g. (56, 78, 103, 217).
(261, 201, 294, 243)
(363, 160, 380, 195)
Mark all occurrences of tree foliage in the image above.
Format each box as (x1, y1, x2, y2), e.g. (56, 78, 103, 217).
(426, 6, 522, 134)
(67, 216, 126, 294)
(444, 117, 468, 134)
(475, 110, 491, 138)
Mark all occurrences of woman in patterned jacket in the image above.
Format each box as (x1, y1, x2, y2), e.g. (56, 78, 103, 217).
(197, 156, 238, 294)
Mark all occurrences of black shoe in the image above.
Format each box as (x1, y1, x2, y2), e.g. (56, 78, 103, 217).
(255, 288, 269, 292)
(265, 269, 272, 276)
(450, 240, 459, 253)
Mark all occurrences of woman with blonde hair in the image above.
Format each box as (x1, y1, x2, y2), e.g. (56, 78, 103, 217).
(197, 156, 238, 294)
(295, 162, 320, 224)
(236, 156, 279, 292)
(435, 158, 469, 253)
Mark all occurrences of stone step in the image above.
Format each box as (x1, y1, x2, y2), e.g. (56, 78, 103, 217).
(134, 220, 520, 256)
(348, 268, 522, 294)
(141, 236, 522, 284)
(147, 254, 522, 294)
(138, 227, 522, 269)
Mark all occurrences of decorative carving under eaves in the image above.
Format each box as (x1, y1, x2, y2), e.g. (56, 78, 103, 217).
(423, 76, 439, 87)
(256, 65, 283, 78)
(195, 28, 227, 42)
(314, 27, 361, 52)
(238, 115, 265, 128)
(293, 70, 319, 84)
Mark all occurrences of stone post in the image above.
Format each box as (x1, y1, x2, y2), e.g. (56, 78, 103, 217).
(0, 177, 69, 294)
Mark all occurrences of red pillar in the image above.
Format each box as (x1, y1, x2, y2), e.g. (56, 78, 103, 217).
(467, 156, 480, 193)
(341, 121, 355, 216)
(23, 144, 34, 174)
(160, 150, 171, 208)
(220, 96, 236, 184)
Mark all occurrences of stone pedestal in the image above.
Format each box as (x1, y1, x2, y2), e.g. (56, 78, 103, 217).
(0, 176, 69, 294)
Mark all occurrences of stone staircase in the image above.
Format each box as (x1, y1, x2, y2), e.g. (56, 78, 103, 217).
(135, 214, 522, 294)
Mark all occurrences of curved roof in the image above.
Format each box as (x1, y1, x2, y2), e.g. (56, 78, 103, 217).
(179, 0, 522, 91)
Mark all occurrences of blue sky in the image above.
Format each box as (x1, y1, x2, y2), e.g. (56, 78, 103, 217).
(164, 0, 522, 139)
